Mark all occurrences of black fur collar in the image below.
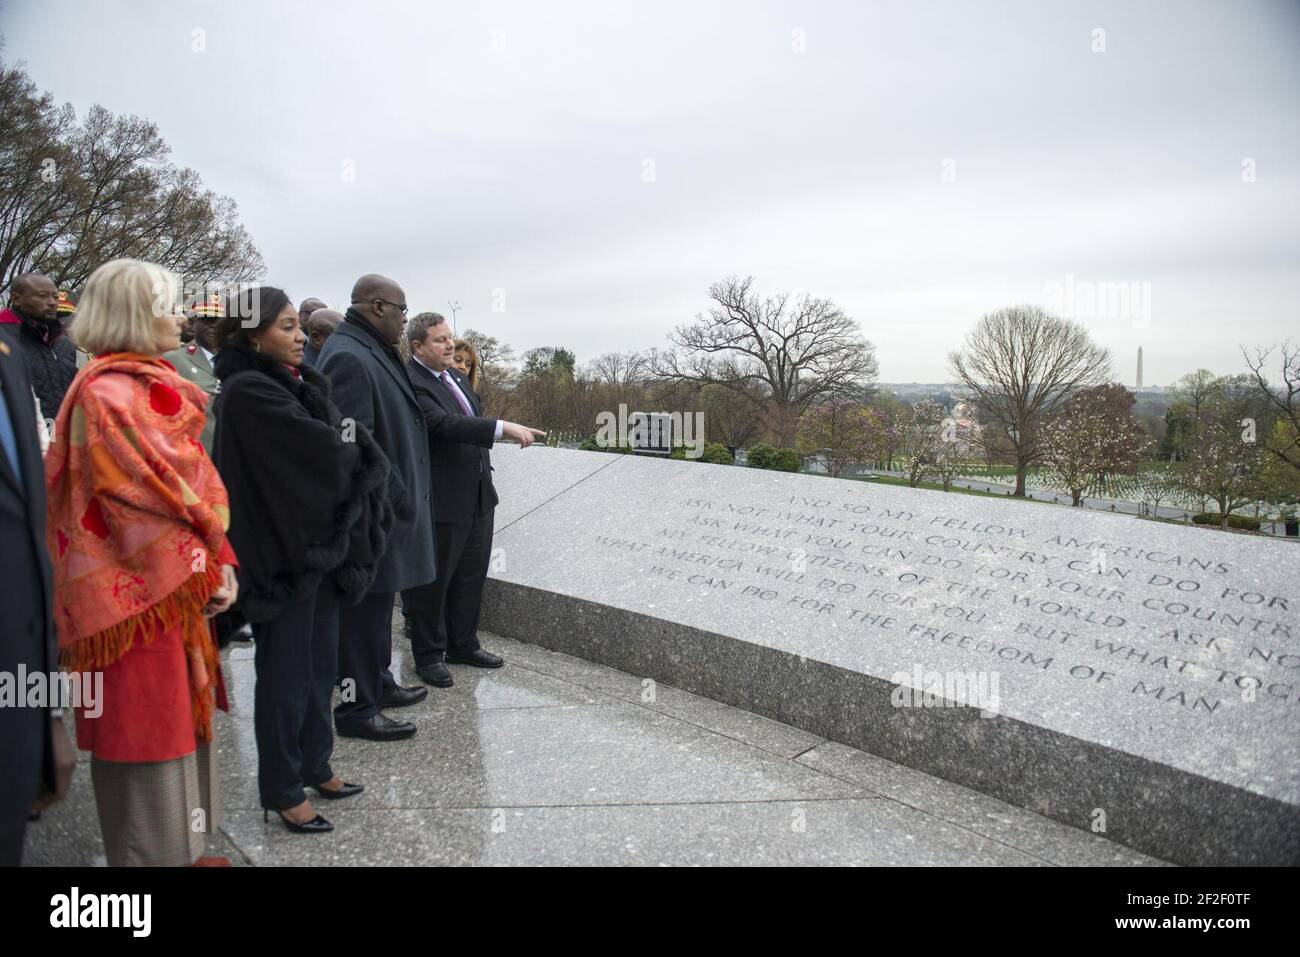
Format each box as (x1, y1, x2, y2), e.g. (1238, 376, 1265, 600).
(213, 342, 328, 392)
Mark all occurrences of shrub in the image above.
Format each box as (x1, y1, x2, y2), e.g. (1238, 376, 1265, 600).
(700, 442, 734, 465)
(1192, 513, 1261, 531)
(747, 444, 800, 472)
(746, 443, 776, 469)
(580, 436, 630, 454)
(772, 447, 801, 471)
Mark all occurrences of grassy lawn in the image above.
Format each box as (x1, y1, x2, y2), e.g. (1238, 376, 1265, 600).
(841, 472, 1054, 503)
(949, 464, 1020, 478)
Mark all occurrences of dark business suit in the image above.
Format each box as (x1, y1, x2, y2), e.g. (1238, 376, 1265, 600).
(318, 315, 436, 728)
(0, 329, 57, 865)
(401, 359, 498, 668)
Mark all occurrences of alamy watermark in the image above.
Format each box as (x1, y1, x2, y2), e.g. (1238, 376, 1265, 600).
(594, 403, 706, 458)
(889, 663, 1001, 717)
(0, 668, 102, 718)
(1042, 273, 1151, 329)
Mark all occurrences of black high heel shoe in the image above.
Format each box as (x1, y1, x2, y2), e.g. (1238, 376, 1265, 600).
(263, 808, 334, 833)
(309, 781, 364, 800)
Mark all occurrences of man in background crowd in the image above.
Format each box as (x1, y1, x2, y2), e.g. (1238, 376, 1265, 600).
(163, 292, 223, 454)
(298, 296, 327, 329)
(303, 307, 342, 368)
(0, 326, 74, 864)
(0, 273, 77, 424)
(56, 291, 91, 369)
(56, 290, 76, 332)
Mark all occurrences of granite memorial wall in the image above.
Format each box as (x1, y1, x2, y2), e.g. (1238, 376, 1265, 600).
(481, 447, 1300, 865)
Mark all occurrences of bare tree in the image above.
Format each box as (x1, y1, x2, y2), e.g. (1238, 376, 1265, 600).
(476, 362, 519, 422)
(655, 275, 878, 446)
(1, 60, 263, 295)
(460, 328, 514, 368)
(587, 350, 650, 386)
(1242, 341, 1300, 478)
(948, 305, 1111, 496)
(696, 381, 764, 450)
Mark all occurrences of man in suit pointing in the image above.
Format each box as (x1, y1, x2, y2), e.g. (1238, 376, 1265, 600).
(402, 312, 543, 688)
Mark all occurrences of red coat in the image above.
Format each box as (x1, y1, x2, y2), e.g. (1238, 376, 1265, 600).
(76, 539, 236, 762)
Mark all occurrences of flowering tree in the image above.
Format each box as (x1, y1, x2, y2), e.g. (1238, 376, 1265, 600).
(869, 394, 910, 471)
(929, 419, 974, 492)
(900, 399, 946, 487)
(796, 401, 884, 477)
(1039, 386, 1148, 506)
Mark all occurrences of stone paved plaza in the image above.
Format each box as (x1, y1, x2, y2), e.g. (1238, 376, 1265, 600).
(25, 628, 1163, 867)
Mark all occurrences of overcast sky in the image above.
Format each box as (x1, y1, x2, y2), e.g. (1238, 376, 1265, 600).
(4, 0, 1298, 385)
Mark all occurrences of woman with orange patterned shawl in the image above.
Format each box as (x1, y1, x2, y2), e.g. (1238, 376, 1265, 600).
(45, 259, 239, 867)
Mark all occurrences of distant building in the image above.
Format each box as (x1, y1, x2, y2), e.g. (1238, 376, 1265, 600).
(950, 401, 982, 443)
(1136, 346, 1144, 389)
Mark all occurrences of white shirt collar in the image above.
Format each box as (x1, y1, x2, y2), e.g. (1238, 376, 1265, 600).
(415, 354, 460, 384)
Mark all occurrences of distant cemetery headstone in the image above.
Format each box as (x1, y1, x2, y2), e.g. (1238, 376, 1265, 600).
(629, 412, 673, 456)
(482, 447, 1300, 865)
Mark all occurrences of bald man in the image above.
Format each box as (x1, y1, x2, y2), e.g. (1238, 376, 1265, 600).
(317, 274, 435, 741)
(1, 273, 77, 424)
(298, 297, 328, 329)
(302, 308, 342, 368)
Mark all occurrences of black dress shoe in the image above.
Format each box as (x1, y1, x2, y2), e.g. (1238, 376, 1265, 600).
(309, 781, 364, 800)
(379, 684, 428, 708)
(264, 808, 334, 833)
(335, 713, 417, 741)
(418, 660, 454, 687)
(445, 648, 504, 669)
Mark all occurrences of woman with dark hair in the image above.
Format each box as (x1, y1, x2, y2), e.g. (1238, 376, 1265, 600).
(212, 286, 394, 833)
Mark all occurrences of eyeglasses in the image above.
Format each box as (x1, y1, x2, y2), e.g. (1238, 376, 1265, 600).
(375, 299, 408, 315)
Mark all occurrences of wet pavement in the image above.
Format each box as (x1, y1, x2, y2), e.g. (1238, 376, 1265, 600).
(23, 630, 1165, 866)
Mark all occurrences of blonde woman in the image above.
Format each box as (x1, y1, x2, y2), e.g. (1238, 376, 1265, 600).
(45, 259, 237, 866)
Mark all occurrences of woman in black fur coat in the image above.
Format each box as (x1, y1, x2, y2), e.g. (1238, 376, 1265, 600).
(212, 286, 394, 834)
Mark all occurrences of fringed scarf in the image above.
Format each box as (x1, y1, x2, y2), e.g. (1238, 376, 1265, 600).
(45, 352, 233, 741)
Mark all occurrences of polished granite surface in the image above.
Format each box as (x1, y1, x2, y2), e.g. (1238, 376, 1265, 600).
(23, 631, 1162, 867)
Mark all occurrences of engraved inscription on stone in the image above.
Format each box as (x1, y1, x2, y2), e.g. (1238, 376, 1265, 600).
(590, 491, 1298, 720)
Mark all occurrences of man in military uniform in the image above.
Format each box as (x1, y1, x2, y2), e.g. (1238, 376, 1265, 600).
(162, 292, 222, 454)
(57, 290, 91, 369)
